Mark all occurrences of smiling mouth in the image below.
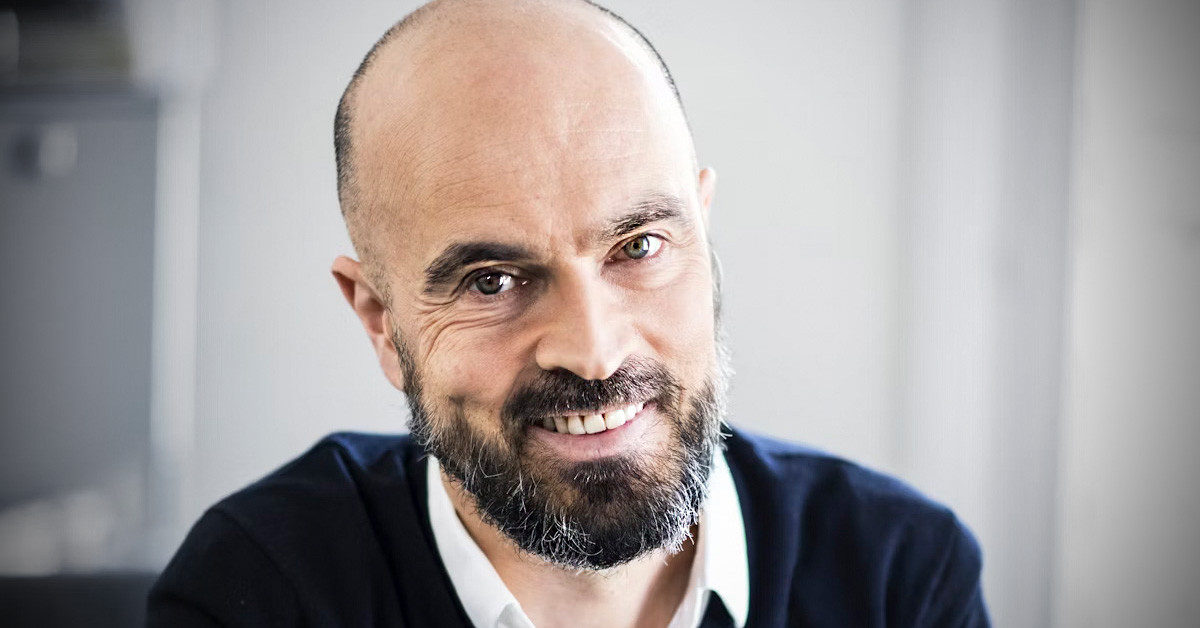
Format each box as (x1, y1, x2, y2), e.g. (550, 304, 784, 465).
(535, 401, 647, 435)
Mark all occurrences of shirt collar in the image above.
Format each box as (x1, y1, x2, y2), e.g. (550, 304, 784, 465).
(426, 455, 527, 628)
(695, 447, 750, 627)
(426, 450, 749, 628)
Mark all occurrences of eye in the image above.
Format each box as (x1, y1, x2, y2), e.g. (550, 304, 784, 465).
(470, 271, 516, 296)
(619, 234, 663, 260)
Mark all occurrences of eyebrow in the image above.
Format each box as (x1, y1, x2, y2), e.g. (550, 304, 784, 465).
(422, 242, 534, 294)
(598, 193, 691, 243)
(420, 193, 693, 295)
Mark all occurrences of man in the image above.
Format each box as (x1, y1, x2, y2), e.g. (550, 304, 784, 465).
(148, 0, 989, 626)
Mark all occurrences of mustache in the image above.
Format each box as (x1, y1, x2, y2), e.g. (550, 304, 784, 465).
(503, 358, 680, 425)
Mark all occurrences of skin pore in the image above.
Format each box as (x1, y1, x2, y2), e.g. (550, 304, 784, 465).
(331, 1, 722, 626)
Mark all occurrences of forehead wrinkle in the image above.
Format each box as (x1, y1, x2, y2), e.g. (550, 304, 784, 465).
(407, 123, 658, 219)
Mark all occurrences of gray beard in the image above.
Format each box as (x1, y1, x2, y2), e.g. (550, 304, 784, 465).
(398, 341, 731, 570)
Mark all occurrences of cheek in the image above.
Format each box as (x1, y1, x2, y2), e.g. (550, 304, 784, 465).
(415, 308, 519, 389)
(416, 320, 531, 436)
(639, 260, 716, 377)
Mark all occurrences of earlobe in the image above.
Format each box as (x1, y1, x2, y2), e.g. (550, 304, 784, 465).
(330, 256, 407, 392)
(698, 167, 717, 226)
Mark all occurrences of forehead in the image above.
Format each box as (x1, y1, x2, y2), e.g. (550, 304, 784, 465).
(394, 116, 697, 283)
(350, 7, 697, 276)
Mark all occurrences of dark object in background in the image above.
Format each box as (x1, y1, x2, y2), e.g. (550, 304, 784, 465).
(0, 1, 120, 10)
(0, 572, 156, 628)
(0, 0, 128, 83)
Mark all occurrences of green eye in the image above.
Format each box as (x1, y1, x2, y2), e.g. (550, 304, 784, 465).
(621, 234, 662, 260)
(471, 272, 514, 295)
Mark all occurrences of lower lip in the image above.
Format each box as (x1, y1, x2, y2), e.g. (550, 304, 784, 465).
(526, 403, 657, 461)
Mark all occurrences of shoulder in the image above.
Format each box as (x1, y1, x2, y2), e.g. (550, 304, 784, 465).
(723, 427, 969, 535)
(215, 432, 418, 517)
(208, 431, 424, 565)
(723, 428, 987, 625)
(148, 433, 427, 626)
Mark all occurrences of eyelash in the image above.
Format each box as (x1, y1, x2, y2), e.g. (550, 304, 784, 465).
(462, 267, 527, 299)
(460, 232, 668, 299)
(612, 232, 665, 262)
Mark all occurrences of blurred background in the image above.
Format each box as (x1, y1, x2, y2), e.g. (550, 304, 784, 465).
(0, 0, 1196, 626)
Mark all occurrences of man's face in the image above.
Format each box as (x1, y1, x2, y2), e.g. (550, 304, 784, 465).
(350, 12, 725, 569)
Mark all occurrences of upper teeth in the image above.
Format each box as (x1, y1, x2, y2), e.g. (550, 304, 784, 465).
(539, 402, 645, 435)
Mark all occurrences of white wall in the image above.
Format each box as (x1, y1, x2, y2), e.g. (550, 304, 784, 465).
(897, 3, 1075, 626)
(1053, 1, 1200, 626)
(189, 0, 405, 517)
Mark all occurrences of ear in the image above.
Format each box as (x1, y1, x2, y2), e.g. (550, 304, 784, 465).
(697, 167, 717, 227)
(331, 255, 407, 392)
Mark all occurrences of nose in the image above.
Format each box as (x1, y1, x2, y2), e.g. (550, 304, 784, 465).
(533, 272, 632, 381)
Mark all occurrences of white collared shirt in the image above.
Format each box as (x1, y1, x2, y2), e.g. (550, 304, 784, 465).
(426, 451, 749, 628)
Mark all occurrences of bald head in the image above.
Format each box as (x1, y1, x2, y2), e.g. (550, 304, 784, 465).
(333, 0, 692, 276)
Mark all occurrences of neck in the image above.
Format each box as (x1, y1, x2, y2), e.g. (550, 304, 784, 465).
(442, 472, 697, 628)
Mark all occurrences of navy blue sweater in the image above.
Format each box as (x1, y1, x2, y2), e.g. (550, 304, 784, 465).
(147, 430, 989, 627)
